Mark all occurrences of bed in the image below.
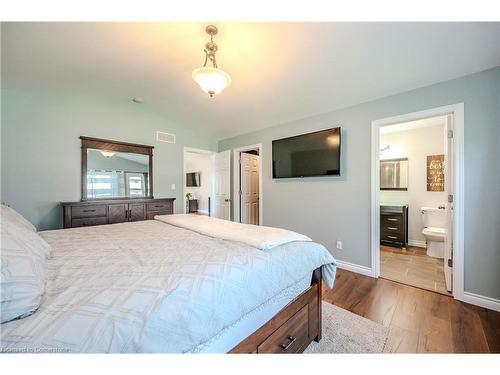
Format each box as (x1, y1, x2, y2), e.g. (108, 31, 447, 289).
(0, 212, 337, 353)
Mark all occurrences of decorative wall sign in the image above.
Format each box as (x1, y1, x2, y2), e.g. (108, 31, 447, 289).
(427, 154, 445, 192)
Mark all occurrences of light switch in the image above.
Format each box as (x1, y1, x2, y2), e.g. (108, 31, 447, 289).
(171, 183, 176, 190)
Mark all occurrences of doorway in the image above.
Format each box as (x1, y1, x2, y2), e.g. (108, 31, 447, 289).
(371, 104, 464, 300)
(183, 147, 215, 215)
(233, 144, 263, 225)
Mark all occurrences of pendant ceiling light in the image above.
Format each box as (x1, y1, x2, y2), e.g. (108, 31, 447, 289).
(100, 151, 115, 158)
(192, 25, 231, 98)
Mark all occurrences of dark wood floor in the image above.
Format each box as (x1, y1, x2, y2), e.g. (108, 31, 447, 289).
(323, 269, 500, 353)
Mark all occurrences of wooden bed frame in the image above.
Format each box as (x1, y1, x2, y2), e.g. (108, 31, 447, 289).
(229, 268, 322, 353)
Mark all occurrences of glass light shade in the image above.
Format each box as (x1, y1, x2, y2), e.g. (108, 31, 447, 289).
(192, 67, 231, 97)
(100, 151, 115, 158)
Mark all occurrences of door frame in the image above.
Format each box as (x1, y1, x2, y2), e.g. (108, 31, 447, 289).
(183, 147, 216, 214)
(371, 103, 464, 301)
(232, 144, 263, 225)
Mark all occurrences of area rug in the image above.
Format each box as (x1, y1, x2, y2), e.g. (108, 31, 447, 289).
(304, 301, 389, 353)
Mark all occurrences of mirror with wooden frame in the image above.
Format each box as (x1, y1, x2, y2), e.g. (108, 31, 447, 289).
(380, 157, 409, 191)
(81, 136, 153, 200)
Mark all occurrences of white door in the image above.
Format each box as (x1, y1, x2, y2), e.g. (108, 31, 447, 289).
(444, 114, 454, 292)
(212, 150, 231, 220)
(240, 152, 259, 225)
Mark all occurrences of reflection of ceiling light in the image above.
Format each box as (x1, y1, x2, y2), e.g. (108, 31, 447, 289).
(192, 25, 231, 98)
(101, 151, 115, 158)
(326, 135, 339, 147)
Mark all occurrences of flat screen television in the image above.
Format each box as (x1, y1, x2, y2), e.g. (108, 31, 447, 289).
(272, 127, 341, 178)
(186, 172, 201, 187)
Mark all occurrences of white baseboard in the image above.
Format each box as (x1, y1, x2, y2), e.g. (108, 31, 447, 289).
(197, 210, 209, 215)
(461, 292, 500, 312)
(336, 260, 373, 278)
(408, 240, 426, 248)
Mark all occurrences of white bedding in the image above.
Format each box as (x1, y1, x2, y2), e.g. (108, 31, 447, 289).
(155, 214, 312, 250)
(0, 219, 336, 353)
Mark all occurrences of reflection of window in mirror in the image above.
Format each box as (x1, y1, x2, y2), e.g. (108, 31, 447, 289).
(84, 144, 151, 199)
(126, 173, 147, 197)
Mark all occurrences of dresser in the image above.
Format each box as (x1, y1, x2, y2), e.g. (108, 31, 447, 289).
(380, 205, 408, 248)
(187, 199, 199, 213)
(62, 198, 175, 228)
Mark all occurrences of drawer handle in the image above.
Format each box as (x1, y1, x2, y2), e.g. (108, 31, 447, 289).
(387, 235, 398, 239)
(387, 218, 398, 222)
(387, 227, 398, 230)
(280, 336, 297, 352)
(83, 209, 96, 213)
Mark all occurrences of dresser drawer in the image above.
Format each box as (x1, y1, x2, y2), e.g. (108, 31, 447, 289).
(146, 201, 172, 212)
(71, 205, 107, 218)
(381, 222, 402, 233)
(382, 214, 402, 226)
(257, 305, 309, 354)
(72, 217, 107, 228)
(381, 232, 404, 242)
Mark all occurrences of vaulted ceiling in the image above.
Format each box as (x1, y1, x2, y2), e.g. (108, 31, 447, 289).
(2, 22, 500, 139)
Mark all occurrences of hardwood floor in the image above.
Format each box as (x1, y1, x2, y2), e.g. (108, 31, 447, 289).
(380, 245, 450, 295)
(323, 269, 500, 353)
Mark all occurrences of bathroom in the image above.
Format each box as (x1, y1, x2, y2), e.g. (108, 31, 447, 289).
(379, 115, 451, 295)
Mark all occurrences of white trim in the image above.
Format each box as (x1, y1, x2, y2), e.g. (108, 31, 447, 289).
(462, 292, 500, 312)
(408, 240, 427, 248)
(336, 260, 373, 277)
(232, 144, 263, 225)
(183, 147, 216, 214)
(371, 103, 465, 303)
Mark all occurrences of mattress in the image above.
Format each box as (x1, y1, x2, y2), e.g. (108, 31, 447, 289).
(1, 220, 336, 353)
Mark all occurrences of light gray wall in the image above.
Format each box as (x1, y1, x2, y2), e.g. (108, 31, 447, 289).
(219, 67, 500, 300)
(1, 89, 218, 230)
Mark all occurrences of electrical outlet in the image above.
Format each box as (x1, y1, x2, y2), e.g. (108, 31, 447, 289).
(336, 240, 343, 250)
(171, 183, 176, 190)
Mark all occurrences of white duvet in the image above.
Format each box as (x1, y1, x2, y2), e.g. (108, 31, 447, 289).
(0, 219, 336, 353)
(155, 214, 312, 250)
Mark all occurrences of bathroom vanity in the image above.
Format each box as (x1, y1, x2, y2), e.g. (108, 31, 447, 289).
(380, 205, 408, 248)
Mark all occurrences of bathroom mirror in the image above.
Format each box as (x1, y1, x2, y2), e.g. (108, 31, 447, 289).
(81, 136, 153, 200)
(380, 158, 408, 190)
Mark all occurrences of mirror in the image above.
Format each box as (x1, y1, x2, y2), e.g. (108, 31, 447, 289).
(380, 158, 408, 190)
(81, 137, 153, 200)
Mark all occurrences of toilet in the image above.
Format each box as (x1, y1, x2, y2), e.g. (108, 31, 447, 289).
(421, 207, 446, 258)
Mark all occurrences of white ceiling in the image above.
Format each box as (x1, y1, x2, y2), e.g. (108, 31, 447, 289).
(2, 22, 500, 139)
(380, 115, 446, 134)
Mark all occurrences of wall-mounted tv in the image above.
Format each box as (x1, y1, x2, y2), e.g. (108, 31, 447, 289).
(272, 127, 341, 178)
(186, 172, 201, 187)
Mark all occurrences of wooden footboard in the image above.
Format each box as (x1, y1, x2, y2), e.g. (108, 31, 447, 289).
(229, 267, 322, 353)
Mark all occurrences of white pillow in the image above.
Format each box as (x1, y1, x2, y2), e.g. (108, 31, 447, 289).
(0, 204, 37, 233)
(1, 205, 51, 323)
